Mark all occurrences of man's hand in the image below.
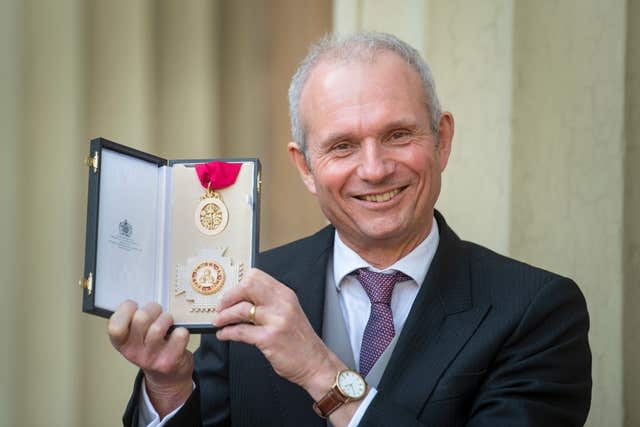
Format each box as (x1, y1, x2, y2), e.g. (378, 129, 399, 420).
(108, 300, 194, 418)
(213, 269, 362, 427)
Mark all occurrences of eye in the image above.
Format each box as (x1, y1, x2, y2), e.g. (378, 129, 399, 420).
(388, 129, 412, 142)
(331, 141, 354, 153)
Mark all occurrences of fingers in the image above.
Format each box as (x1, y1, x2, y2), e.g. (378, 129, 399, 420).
(144, 312, 174, 353)
(108, 300, 194, 395)
(214, 300, 258, 328)
(163, 327, 190, 364)
(218, 268, 272, 311)
(216, 323, 258, 346)
(108, 299, 138, 349)
(210, 268, 333, 389)
(215, 268, 290, 328)
(152, 327, 191, 375)
(213, 268, 300, 343)
(128, 302, 163, 346)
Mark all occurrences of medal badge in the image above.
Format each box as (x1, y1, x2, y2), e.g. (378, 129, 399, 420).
(195, 187, 229, 235)
(194, 161, 242, 236)
(175, 248, 243, 312)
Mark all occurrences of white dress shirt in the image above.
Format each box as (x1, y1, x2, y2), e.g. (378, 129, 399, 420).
(140, 218, 440, 427)
(335, 219, 439, 426)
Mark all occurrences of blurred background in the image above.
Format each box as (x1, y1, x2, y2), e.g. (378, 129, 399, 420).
(1, 0, 638, 426)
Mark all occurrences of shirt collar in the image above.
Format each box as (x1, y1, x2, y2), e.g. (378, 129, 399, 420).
(332, 218, 440, 290)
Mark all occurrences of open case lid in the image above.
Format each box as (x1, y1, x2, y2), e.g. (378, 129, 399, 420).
(80, 137, 261, 333)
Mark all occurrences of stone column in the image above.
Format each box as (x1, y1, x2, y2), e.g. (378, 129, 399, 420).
(218, 0, 270, 161)
(334, 0, 427, 53)
(17, 0, 86, 425)
(0, 1, 22, 425)
(154, 0, 220, 159)
(86, 0, 155, 150)
(219, 0, 332, 250)
(510, 2, 627, 425)
(82, 1, 155, 424)
(263, 0, 333, 249)
(624, 1, 640, 425)
(427, 0, 513, 253)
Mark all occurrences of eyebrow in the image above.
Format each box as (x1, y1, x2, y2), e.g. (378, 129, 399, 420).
(380, 119, 420, 133)
(319, 131, 354, 148)
(319, 118, 420, 147)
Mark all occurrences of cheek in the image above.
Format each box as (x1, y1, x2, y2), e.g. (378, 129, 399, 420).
(313, 161, 352, 196)
(317, 175, 343, 199)
(405, 156, 440, 200)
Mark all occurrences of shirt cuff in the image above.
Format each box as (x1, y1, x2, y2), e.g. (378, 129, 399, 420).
(347, 387, 377, 427)
(138, 378, 196, 427)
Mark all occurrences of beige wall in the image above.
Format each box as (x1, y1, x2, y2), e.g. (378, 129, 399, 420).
(2, 0, 637, 426)
(511, 2, 627, 424)
(335, 0, 637, 425)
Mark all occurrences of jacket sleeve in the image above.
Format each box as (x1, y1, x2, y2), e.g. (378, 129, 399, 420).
(357, 277, 591, 427)
(122, 334, 231, 427)
(465, 277, 591, 426)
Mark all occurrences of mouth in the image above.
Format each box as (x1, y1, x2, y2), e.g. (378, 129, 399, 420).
(355, 186, 407, 203)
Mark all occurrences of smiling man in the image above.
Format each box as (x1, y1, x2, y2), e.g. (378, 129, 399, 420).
(109, 33, 591, 427)
(288, 48, 452, 268)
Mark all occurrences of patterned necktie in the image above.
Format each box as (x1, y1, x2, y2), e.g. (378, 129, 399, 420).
(356, 268, 411, 377)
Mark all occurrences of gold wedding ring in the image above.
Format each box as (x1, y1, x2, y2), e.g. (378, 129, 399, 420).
(248, 303, 257, 324)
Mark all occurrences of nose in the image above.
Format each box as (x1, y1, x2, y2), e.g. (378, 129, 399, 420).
(357, 140, 394, 183)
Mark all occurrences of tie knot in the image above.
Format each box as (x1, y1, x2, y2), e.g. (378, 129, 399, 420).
(355, 269, 411, 304)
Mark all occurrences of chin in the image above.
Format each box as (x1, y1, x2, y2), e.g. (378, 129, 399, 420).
(356, 224, 408, 243)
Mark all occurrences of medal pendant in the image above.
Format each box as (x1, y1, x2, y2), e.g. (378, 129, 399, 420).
(175, 248, 243, 313)
(191, 260, 225, 295)
(195, 189, 229, 235)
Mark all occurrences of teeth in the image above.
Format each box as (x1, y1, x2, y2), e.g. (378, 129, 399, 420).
(361, 188, 401, 203)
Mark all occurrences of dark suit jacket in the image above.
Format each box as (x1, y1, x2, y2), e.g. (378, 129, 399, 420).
(124, 212, 591, 426)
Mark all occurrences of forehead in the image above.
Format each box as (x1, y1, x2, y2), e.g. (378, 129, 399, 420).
(300, 52, 427, 143)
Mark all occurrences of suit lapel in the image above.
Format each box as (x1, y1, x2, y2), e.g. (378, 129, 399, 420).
(269, 226, 334, 427)
(264, 214, 492, 423)
(378, 212, 491, 414)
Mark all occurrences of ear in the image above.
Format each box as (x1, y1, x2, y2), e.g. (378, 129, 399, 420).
(287, 142, 317, 195)
(436, 112, 454, 172)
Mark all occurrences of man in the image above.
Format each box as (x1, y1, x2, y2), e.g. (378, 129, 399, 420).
(108, 33, 591, 426)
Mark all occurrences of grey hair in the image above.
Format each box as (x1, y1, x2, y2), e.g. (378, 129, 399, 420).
(288, 32, 442, 156)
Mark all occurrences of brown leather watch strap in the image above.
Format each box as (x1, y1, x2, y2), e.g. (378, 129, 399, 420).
(312, 386, 349, 418)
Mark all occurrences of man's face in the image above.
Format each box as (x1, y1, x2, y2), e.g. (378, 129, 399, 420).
(290, 52, 453, 254)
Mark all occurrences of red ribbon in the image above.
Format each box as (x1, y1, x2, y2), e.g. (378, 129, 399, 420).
(195, 161, 242, 190)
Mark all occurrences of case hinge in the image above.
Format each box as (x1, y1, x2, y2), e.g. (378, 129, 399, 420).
(256, 171, 262, 193)
(85, 151, 99, 173)
(79, 272, 93, 295)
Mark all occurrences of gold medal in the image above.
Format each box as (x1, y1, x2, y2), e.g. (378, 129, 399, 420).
(191, 260, 225, 295)
(194, 161, 241, 236)
(195, 187, 229, 235)
(175, 248, 243, 313)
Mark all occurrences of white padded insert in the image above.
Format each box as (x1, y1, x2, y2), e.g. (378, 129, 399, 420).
(94, 148, 164, 312)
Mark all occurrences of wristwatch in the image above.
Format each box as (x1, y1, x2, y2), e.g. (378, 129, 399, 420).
(312, 369, 367, 418)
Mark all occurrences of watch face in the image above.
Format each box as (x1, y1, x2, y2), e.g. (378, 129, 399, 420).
(337, 370, 366, 399)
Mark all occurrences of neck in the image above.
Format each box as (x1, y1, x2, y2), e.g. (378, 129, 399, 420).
(338, 219, 433, 269)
